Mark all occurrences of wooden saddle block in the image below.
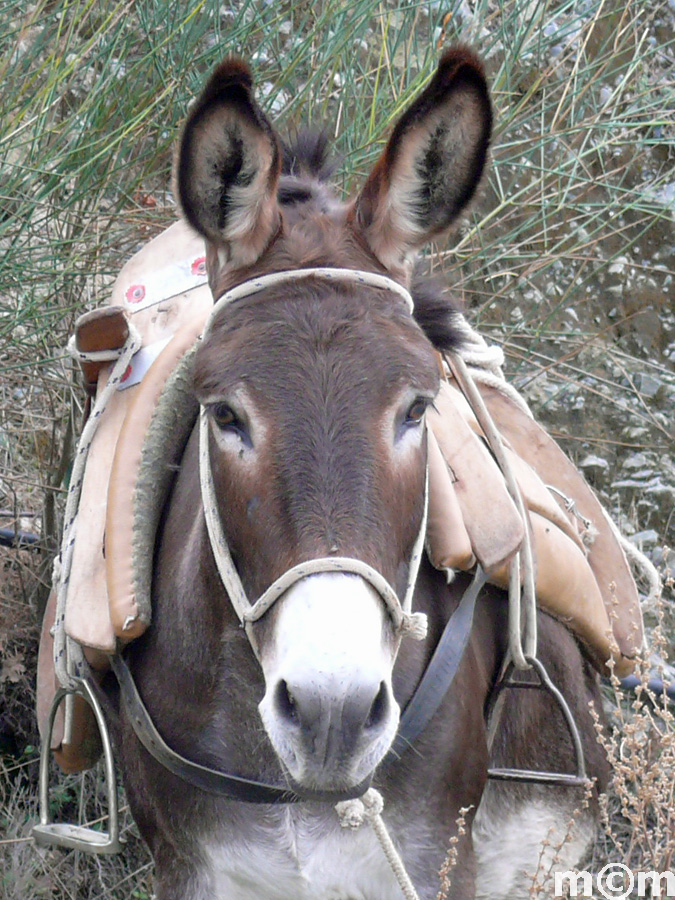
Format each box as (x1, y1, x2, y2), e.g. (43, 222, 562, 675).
(74, 306, 130, 396)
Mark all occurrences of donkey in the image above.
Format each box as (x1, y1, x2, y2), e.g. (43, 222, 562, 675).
(107, 48, 609, 900)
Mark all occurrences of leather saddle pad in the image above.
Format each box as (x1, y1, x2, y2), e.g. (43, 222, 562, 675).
(426, 378, 644, 674)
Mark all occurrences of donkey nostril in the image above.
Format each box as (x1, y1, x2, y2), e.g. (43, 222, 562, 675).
(365, 681, 389, 730)
(275, 680, 298, 725)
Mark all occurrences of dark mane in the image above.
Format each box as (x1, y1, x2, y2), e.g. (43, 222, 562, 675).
(276, 130, 340, 212)
(411, 268, 465, 354)
(280, 129, 338, 181)
(279, 130, 465, 355)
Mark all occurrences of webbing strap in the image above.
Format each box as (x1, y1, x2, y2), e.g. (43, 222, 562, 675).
(386, 566, 487, 761)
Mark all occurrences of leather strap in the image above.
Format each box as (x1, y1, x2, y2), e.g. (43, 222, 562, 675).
(110, 654, 372, 803)
(111, 654, 297, 803)
(387, 566, 487, 761)
(110, 568, 486, 799)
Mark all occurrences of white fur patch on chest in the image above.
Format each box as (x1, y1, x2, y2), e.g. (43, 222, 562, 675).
(203, 807, 401, 900)
(473, 794, 594, 900)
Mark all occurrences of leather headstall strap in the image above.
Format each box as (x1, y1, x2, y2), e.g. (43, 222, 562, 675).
(386, 565, 488, 761)
(198, 267, 429, 658)
(110, 654, 372, 803)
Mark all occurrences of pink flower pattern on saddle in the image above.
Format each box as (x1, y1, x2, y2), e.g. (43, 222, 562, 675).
(191, 257, 207, 277)
(126, 284, 146, 304)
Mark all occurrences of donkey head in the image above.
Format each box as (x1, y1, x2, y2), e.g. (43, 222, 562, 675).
(177, 49, 491, 794)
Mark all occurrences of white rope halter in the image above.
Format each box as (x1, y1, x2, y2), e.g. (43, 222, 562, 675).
(197, 266, 430, 900)
(197, 267, 429, 657)
(207, 266, 416, 314)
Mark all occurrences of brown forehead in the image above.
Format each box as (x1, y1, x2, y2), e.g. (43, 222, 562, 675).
(207, 192, 372, 300)
(193, 283, 439, 408)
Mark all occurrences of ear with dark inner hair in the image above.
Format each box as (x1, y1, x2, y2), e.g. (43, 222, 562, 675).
(351, 46, 492, 281)
(177, 58, 282, 281)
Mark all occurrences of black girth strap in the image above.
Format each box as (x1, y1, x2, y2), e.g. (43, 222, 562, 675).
(386, 566, 486, 761)
(110, 567, 486, 802)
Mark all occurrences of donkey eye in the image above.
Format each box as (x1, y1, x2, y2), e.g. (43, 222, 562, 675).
(207, 401, 253, 448)
(211, 403, 239, 430)
(404, 397, 429, 426)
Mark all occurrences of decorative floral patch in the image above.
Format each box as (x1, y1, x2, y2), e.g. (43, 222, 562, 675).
(191, 257, 207, 277)
(125, 284, 146, 304)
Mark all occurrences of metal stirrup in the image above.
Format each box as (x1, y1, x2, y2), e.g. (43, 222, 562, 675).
(447, 354, 590, 788)
(486, 656, 590, 787)
(33, 678, 124, 854)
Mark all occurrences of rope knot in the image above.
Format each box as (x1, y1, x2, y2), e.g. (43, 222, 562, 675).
(335, 788, 384, 830)
(335, 788, 420, 899)
(335, 797, 366, 829)
(361, 787, 384, 816)
(399, 611, 428, 641)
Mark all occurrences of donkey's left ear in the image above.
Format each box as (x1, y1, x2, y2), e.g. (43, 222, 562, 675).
(352, 47, 492, 279)
(177, 58, 281, 274)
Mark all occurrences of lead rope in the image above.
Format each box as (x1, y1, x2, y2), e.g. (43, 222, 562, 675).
(336, 789, 420, 900)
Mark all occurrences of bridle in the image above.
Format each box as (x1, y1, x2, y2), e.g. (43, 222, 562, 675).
(197, 267, 429, 657)
(114, 266, 484, 802)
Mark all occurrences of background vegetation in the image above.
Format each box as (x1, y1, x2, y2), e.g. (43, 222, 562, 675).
(1, 0, 673, 897)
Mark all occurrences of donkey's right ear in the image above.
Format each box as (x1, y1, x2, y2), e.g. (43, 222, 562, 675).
(177, 58, 281, 273)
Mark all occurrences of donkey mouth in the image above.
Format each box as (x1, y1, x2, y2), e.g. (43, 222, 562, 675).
(260, 675, 399, 796)
(262, 694, 399, 798)
(285, 770, 375, 803)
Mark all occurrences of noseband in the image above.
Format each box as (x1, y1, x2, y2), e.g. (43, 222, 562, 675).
(198, 267, 430, 657)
